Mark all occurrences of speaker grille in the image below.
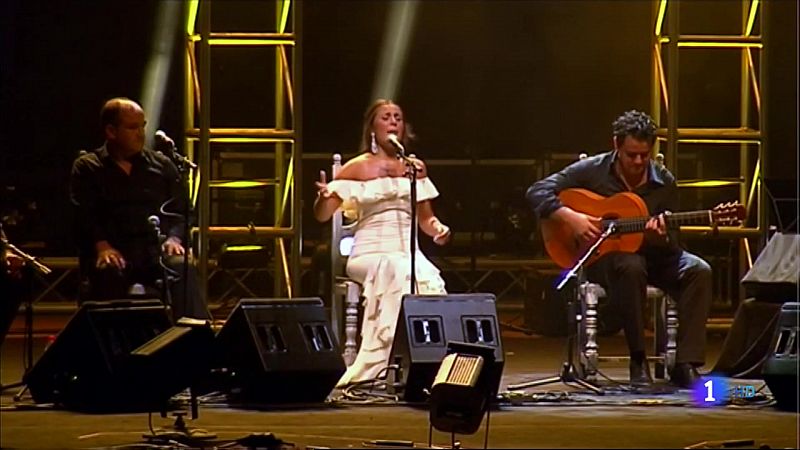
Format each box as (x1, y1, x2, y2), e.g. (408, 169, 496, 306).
(463, 317, 497, 345)
(447, 354, 483, 386)
(410, 317, 443, 346)
(773, 329, 797, 356)
(302, 322, 335, 352)
(255, 323, 285, 353)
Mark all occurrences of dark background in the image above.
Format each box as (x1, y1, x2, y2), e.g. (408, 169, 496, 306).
(0, 0, 796, 257)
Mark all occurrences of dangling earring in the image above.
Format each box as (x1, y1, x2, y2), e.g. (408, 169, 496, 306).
(370, 132, 378, 154)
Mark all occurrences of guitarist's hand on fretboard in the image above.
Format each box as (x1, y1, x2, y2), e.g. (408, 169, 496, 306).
(644, 212, 669, 244)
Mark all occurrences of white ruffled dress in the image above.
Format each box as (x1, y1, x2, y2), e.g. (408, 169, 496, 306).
(326, 176, 447, 386)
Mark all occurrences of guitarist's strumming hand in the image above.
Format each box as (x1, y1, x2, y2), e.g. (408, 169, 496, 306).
(552, 207, 602, 243)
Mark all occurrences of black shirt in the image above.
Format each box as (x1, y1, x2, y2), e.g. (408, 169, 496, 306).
(525, 150, 681, 254)
(69, 145, 186, 259)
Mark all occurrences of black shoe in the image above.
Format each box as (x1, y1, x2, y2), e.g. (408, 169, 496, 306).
(629, 359, 653, 386)
(669, 363, 700, 389)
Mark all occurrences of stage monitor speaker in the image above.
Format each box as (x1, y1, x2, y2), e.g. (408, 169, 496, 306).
(741, 233, 799, 301)
(712, 298, 782, 378)
(213, 297, 345, 403)
(129, 317, 215, 405)
(391, 293, 505, 403)
(762, 302, 798, 412)
(764, 179, 797, 233)
(24, 300, 176, 412)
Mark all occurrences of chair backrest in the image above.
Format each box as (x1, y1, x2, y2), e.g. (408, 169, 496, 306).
(329, 154, 357, 284)
(330, 154, 345, 283)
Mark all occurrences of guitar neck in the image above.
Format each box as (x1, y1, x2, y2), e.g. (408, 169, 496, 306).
(603, 210, 713, 234)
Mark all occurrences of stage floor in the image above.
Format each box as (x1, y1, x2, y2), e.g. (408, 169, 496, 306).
(1, 329, 798, 449)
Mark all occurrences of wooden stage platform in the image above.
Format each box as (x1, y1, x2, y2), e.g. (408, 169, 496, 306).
(2, 329, 797, 449)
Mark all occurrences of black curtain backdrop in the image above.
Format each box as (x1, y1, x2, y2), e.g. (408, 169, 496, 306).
(0, 0, 796, 255)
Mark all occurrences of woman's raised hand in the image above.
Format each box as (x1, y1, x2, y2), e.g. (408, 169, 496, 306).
(315, 170, 331, 199)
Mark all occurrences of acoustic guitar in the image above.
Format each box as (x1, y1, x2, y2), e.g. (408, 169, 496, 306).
(542, 188, 745, 268)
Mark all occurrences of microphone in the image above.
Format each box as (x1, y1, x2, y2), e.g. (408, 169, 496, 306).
(387, 133, 405, 155)
(154, 130, 176, 157)
(154, 130, 197, 170)
(148, 215, 166, 244)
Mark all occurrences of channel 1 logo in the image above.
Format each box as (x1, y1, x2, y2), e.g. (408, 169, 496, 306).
(692, 376, 729, 407)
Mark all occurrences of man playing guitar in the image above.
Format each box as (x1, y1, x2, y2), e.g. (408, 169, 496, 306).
(526, 110, 713, 389)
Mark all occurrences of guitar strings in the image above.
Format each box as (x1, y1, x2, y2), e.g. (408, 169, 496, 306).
(602, 211, 715, 233)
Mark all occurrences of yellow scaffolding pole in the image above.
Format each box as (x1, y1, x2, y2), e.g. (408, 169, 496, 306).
(184, 0, 301, 301)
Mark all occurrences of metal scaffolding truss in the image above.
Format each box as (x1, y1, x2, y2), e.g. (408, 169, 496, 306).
(650, 0, 767, 267)
(184, 0, 302, 299)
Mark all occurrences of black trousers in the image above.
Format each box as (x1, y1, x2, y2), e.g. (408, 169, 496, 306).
(84, 252, 210, 322)
(586, 250, 713, 365)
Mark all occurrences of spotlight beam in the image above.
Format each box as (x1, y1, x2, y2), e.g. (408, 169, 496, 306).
(371, 1, 420, 101)
(141, 1, 182, 148)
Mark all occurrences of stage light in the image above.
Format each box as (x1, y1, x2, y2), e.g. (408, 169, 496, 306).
(429, 341, 496, 437)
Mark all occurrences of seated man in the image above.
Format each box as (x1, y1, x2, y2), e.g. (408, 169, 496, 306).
(69, 97, 208, 321)
(525, 110, 712, 388)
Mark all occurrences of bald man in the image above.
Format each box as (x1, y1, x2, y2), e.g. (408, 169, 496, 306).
(69, 98, 208, 321)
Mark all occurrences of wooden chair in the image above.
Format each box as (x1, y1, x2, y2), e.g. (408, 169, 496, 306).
(579, 283, 678, 380)
(575, 152, 677, 380)
(328, 154, 361, 366)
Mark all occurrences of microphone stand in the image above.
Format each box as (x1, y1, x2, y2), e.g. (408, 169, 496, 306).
(159, 136, 195, 315)
(507, 224, 617, 394)
(396, 150, 418, 294)
(150, 219, 174, 319)
(173, 156, 192, 311)
(1, 241, 52, 277)
(0, 229, 51, 397)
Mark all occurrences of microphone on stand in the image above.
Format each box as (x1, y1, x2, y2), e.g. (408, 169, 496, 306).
(386, 132, 418, 294)
(387, 133, 406, 157)
(154, 130, 176, 158)
(154, 130, 198, 170)
(148, 215, 165, 243)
